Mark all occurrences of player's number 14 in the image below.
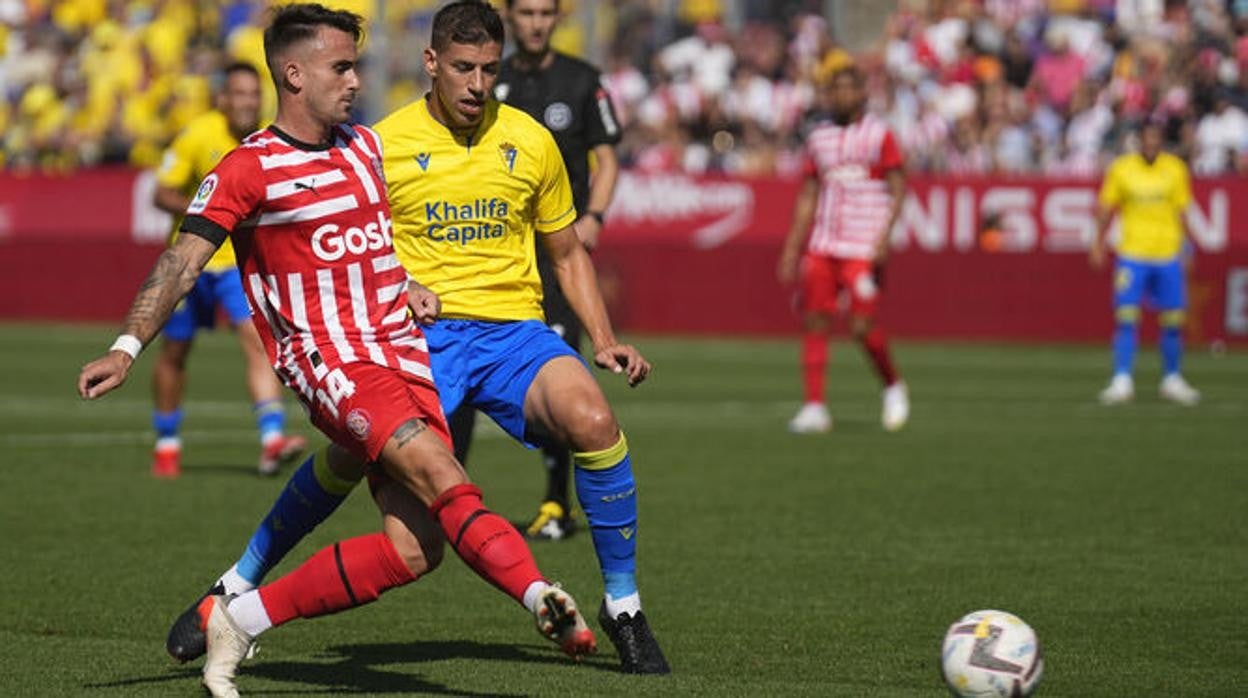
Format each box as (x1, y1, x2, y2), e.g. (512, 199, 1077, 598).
(315, 367, 357, 419)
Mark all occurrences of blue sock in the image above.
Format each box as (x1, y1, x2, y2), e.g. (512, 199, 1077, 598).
(1112, 322, 1137, 376)
(153, 409, 183, 439)
(573, 434, 638, 601)
(1160, 326, 1182, 376)
(254, 400, 285, 444)
(235, 447, 359, 585)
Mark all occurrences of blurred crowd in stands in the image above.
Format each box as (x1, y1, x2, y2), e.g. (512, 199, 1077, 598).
(4, 0, 1248, 176)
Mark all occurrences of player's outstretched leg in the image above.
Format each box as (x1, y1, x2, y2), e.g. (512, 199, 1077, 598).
(199, 532, 418, 696)
(424, 482, 593, 657)
(167, 445, 361, 662)
(383, 419, 596, 659)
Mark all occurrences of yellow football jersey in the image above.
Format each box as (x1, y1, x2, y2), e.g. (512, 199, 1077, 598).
(1099, 151, 1191, 261)
(156, 110, 241, 271)
(375, 97, 577, 321)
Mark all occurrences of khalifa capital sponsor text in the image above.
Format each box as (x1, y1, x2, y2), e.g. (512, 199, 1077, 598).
(610, 173, 754, 248)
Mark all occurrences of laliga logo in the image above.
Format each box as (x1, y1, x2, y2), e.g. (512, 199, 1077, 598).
(311, 211, 394, 261)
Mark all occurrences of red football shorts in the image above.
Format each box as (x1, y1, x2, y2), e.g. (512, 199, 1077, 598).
(305, 361, 452, 463)
(799, 254, 880, 317)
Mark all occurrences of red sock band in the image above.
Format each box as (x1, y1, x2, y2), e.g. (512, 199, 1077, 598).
(801, 333, 828, 403)
(862, 327, 899, 386)
(258, 532, 416, 628)
(428, 482, 482, 517)
(431, 483, 543, 604)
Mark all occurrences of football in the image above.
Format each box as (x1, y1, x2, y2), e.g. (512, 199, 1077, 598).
(940, 610, 1044, 697)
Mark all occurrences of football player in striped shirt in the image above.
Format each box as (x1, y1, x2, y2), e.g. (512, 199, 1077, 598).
(150, 61, 306, 478)
(78, 5, 594, 696)
(159, 0, 669, 676)
(777, 65, 909, 434)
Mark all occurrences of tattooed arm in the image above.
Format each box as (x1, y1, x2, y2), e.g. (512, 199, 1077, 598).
(77, 233, 220, 399)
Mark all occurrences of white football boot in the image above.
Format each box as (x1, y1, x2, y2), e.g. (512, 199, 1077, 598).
(881, 382, 910, 432)
(788, 402, 832, 433)
(533, 585, 596, 659)
(1098, 374, 1134, 405)
(1159, 374, 1200, 406)
(201, 596, 254, 698)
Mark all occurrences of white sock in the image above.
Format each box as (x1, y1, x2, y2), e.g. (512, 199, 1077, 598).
(225, 591, 272, 638)
(217, 565, 256, 596)
(155, 436, 181, 452)
(522, 581, 551, 615)
(604, 592, 641, 619)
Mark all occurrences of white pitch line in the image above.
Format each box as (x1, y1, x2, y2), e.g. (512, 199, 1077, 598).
(3, 395, 1242, 450)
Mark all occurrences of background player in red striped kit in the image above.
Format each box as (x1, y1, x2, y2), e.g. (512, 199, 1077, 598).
(76, 5, 593, 697)
(777, 65, 909, 434)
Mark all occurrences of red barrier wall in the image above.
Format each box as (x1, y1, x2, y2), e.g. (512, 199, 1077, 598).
(3, 168, 1247, 344)
(595, 172, 1248, 344)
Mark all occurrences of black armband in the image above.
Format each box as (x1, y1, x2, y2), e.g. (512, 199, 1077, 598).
(179, 215, 230, 247)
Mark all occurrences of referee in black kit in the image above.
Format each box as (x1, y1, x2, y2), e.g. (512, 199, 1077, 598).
(448, 0, 623, 541)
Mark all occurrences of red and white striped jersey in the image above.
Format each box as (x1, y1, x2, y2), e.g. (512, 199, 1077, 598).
(180, 124, 431, 414)
(801, 114, 904, 260)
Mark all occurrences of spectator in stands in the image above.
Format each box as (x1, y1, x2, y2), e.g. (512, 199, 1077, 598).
(1193, 91, 1248, 174)
(1030, 29, 1087, 115)
(6, 0, 1248, 179)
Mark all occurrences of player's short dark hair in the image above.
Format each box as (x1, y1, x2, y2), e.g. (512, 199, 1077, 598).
(263, 3, 364, 79)
(222, 61, 260, 81)
(431, 1, 504, 51)
(504, 0, 560, 9)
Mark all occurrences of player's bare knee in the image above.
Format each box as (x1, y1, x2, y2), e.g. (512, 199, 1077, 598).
(159, 341, 192, 369)
(565, 404, 619, 452)
(804, 313, 830, 333)
(850, 316, 872, 339)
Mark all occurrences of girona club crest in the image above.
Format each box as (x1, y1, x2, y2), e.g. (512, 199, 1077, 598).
(345, 408, 372, 441)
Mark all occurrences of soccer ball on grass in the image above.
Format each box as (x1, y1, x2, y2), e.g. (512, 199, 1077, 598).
(940, 609, 1043, 697)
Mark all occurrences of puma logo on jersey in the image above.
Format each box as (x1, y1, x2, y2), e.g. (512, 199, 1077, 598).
(294, 179, 318, 193)
(415, 152, 431, 171)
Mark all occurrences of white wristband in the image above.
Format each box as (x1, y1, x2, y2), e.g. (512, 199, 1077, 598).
(109, 334, 143, 360)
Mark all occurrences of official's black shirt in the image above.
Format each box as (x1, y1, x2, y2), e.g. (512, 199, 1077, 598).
(495, 52, 621, 214)
(493, 52, 622, 342)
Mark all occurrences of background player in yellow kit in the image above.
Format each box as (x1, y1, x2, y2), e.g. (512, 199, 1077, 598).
(376, 2, 667, 673)
(150, 61, 305, 477)
(1091, 122, 1200, 406)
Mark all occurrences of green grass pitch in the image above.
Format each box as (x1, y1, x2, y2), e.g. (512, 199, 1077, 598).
(0, 323, 1243, 696)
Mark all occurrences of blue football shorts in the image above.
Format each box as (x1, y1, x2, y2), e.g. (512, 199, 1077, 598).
(423, 318, 583, 448)
(163, 269, 253, 342)
(1113, 257, 1185, 314)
